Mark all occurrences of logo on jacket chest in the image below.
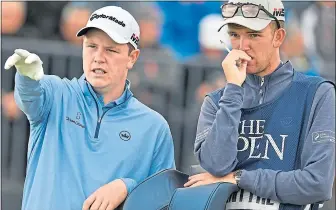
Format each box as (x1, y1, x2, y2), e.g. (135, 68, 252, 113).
(238, 120, 288, 160)
(119, 131, 131, 141)
(66, 112, 85, 128)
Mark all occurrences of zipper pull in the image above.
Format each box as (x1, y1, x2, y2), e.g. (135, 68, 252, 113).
(261, 77, 265, 87)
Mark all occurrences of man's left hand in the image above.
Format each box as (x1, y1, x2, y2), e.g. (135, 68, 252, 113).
(82, 179, 127, 210)
(184, 172, 236, 188)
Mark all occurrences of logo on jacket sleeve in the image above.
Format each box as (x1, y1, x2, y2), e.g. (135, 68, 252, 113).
(119, 131, 131, 141)
(312, 130, 335, 144)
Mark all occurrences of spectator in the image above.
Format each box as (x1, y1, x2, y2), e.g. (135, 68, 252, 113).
(68, 1, 138, 14)
(179, 14, 228, 173)
(280, 9, 319, 76)
(131, 2, 162, 50)
(127, 3, 181, 110)
(1, 2, 26, 35)
(1, 90, 23, 121)
(301, 1, 335, 82)
(185, 14, 228, 108)
(16, 2, 67, 40)
(283, 1, 313, 18)
(1, 2, 26, 121)
(60, 2, 92, 45)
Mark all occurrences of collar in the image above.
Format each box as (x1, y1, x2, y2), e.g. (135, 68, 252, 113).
(245, 61, 294, 89)
(79, 74, 133, 108)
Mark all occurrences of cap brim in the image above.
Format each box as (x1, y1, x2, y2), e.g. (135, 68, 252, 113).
(221, 16, 272, 31)
(76, 26, 128, 45)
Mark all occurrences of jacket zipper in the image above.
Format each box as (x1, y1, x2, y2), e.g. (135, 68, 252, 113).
(94, 109, 112, 138)
(94, 116, 102, 138)
(259, 77, 265, 104)
(87, 84, 113, 139)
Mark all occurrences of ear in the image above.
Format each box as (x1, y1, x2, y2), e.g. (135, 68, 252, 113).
(273, 28, 286, 48)
(127, 49, 140, 70)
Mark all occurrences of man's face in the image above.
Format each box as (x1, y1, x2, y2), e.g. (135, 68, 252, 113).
(139, 19, 160, 48)
(61, 8, 90, 46)
(82, 29, 134, 93)
(228, 23, 277, 75)
(1, 2, 26, 34)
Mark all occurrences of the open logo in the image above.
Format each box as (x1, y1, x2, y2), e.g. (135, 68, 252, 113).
(119, 131, 131, 141)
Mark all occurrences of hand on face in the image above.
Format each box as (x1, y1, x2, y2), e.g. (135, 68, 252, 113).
(82, 179, 127, 210)
(221, 49, 251, 86)
(184, 172, 236, 188)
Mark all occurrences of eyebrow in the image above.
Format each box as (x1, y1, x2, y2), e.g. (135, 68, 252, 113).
(105, 46, 120, 52)
(227, 30, 236, 34)
(84, 40, 95, 45)
(84, 41, 119, 49)
(227, 30, 262, 34)
(246, 31, 262, 34)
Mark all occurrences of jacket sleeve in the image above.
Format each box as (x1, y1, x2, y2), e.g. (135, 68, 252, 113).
(238, 83, 335, 205)
(14, 72, 62, 125)
(194, 84, 244, 176)
(148, 120, 176, 176)
(120, 178, 138, 195)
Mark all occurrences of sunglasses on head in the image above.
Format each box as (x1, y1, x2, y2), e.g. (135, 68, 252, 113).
(220, 2, 281, 29)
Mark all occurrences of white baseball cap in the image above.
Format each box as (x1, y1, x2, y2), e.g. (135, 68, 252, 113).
(77, 6, 140, 49)
(220, 0, 286, 31)
(199, 14, 231, 50)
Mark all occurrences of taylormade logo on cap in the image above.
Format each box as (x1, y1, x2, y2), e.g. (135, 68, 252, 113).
(90, 13, 126, 27)
(76, 6, 140, 49)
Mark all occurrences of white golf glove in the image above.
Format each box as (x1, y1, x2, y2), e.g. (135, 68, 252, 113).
(4, 49, 44, 81)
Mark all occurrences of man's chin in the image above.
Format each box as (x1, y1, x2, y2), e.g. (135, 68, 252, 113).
(92, 84, 107, 90)
(87, 79, 107, 89)
(246, 66, 257, 75)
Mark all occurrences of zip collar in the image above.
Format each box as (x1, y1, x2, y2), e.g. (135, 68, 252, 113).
(245, 61, 294, 89)
(78, 74, 133, 108)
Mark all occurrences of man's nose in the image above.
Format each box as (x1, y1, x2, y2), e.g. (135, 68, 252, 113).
(94, 49, 105, 64)
(239, 37, 250, 51)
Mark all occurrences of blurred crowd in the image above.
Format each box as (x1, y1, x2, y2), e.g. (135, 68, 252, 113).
(1, 0, 335, 136)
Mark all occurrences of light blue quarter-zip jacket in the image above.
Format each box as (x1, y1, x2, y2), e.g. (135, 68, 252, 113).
(14, 73, 175, 210)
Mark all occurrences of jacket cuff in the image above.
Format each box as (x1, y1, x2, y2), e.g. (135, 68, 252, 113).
(120, 178, 137, 194)
(238, 169, 258, 194)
